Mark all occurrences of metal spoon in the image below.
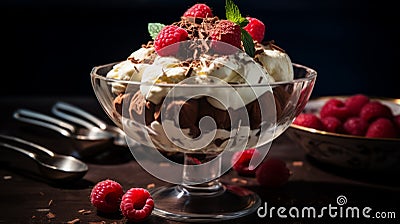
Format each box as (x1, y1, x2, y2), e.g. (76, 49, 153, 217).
(0, 134, 88, 181)
(51, 101, 131, 146)
(13, 109, 113, 141)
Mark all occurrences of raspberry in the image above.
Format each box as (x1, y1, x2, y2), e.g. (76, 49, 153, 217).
(210, 20, 242, 54)
(154, 25, 188, 56)
(183, 3, 213, 18)
(293, 113, 324, 130)
(393, 115, 400, 130)
(243, 17, 265, 43)
(360, 101, 393, 122)
(231, 148, 261, 176)
(321, 116, 343, 133)
(320, 98, 351, 121)
(120, 188, 154, 222)
(344, 94, 370, 116)
(255, 158, 291, 188)
(90, 179, 124, 213)
(343, 117, 369, 136)
(366, 118, 398, 138)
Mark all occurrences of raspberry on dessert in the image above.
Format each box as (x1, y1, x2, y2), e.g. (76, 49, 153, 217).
(366, 118, 398, 138)
(90, 179, 124, 213)
(154, 25, 188, 56)
(359, 101, 393, 123)
(320, 98, 351, 121)
(243, 17, 265, 43)
(231, 148, 261, 176)
(210, 20, 242, 54)
(321, 116, 343, 133)
(255, 158, 291, 188)
(343, 117, 369, 136)
(344, 94, 370, 116)
(183, 3, 213, 18)
(120, 188, 154, 222)
(293, 113, 324, 130)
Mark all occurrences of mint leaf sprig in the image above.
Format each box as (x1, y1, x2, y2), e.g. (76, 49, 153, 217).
(148, 23, 165, 40)
(225, 0, 255, 57)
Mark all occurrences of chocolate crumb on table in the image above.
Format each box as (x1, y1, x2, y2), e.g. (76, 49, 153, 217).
(46, 212, 56, 219)
(67, 218, 80, 224)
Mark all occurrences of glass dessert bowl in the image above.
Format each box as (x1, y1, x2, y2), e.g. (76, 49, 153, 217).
(91, 60, 317, 222)
(90, 1, 317, 221)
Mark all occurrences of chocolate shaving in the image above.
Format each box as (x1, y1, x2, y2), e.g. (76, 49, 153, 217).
(174, 16, 219, 41)
(133, 65, 139, 73)
(254, 48, 264, 56)
(292, 161, 304, 167)
(67, 218, 80, 224)
(262, 40, 286, 53)
(185, 67, 193, 77)
(231, 177, 248, 184)
(141, 41, 154, 49)
(129, 58, 140, 64)
(46, 212, 56, 219)
(147, 183, 156, 189)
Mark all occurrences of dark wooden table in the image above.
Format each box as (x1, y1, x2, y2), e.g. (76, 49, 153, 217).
(0, 96, 399, 224)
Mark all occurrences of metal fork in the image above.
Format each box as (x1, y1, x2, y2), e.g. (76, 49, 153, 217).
(51, 101, 129, 146)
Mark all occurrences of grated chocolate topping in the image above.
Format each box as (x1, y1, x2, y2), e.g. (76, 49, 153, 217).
(173, 16, 219, 40)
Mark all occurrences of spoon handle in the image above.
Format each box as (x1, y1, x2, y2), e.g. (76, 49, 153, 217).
(0, 142, 38, 161)
(13, 109, 75, 138)
(0, 134, 54, 156)
(52, 101, 107, 130)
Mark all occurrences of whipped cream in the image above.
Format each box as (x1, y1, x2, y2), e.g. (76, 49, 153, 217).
(134, 49, 280, 110)
(255, 46, 294, 82)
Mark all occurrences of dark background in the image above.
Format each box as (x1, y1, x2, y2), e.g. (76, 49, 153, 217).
(1, 0, 398, 98)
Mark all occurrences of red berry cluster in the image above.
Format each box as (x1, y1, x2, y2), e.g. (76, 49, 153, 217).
(154, 3, 266, 56)
(90, 179, 154, 222)
(231, 149, 291, 188)
(293, 94, 400, 138)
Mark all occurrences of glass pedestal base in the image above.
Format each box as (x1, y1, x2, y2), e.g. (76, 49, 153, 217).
(150, 183, 261, 222)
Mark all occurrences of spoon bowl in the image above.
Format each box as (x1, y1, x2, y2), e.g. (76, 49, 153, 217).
(35, 153, 88, 181)
(0, 134, 88, 182)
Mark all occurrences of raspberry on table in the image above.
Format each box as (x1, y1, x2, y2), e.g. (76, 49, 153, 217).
(320, 98, 351, 121)
(183, 3, 213, 18)
(321, 116, 343, 133)
(154, 25, 188, 56)
(210, 20, 242, 54)
(393, 115, 400, 130)
(359, 101, 393, 123)
(120, 188, 154, 222)
(343, 117, 369, 136)
(365, 118, 398, 138)
(293, 113, 324, 130)
(344, 94, 370, 116)
(90, 179, 124, 213)
(231, 148, 261, 176)
(243, 17, 265, 43)
(255, 158, 291, 188)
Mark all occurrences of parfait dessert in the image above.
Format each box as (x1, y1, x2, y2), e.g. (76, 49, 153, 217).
(105, 2, 302, 154)
(91, 0, 316, 221)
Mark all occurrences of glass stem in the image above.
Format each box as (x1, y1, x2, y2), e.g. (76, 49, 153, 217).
(181, 153, 224, 195)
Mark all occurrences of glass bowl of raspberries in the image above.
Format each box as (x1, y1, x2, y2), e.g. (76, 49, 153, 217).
(287, 94, 400, 171)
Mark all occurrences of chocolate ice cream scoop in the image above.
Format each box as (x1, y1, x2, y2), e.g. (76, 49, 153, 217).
(128, 91, 155, 125)
(163, 99, 200, 137)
